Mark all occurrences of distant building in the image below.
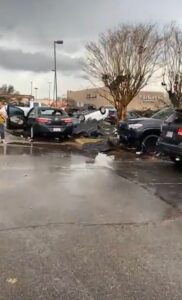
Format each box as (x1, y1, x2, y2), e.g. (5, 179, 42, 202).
(34, 98, 76, 108)
(67, 88, 169, 111)
(0, 94, 33, 106)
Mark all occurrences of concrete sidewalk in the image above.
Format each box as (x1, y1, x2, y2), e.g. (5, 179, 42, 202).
(5, 132, 30, 145)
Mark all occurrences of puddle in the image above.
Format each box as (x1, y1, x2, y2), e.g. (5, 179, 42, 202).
(94, 153, 114, 169)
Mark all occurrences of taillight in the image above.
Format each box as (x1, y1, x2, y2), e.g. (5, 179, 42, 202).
(63, 118, 72, 124)
(178, 128, 182, 136)
(36, 118, 50, 124)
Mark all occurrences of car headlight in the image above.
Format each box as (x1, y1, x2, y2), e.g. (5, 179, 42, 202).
(128, 123, 143, 129)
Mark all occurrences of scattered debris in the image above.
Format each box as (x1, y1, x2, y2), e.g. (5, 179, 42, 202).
(75, 137, 102, 145)
(73, 120, 117, 138)
(6, 278, 18, 285)
(85, 157, 95, 164)
(73, 120, 101, 137)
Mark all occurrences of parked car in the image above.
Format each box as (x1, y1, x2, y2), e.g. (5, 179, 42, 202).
(7, 105, 73, 139)
(118, 107, 174, 153)
(158, 109, 182, 164)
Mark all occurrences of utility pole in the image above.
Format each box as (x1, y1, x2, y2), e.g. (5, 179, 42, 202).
(30, 81, 33, 97)
(34, 87, 38, 101)
(53, 40, 63, 106)
(48, 82, 52, 100)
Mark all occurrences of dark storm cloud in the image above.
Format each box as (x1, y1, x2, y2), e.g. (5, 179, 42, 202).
(0, 0, 122, 46)
(0, 48, 82, 74)
(0, 0, 123, 72)
(0, 0, 182, 74)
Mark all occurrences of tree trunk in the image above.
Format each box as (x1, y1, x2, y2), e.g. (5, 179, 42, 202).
(168, 91, 179, 108)
(117, 105, 127, 121)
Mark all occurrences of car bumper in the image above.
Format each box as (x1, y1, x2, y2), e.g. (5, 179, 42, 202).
(34, 124, 73, 136)
(158, 138, 182, 157)
(119, 128, 142, 147)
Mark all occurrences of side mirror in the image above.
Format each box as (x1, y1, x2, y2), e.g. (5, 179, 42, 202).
(99, 106, 106, 115)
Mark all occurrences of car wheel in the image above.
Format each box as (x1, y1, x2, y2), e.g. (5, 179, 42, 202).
(79, 114, 85, 122)
(99, 106, 106, 115)
(142, 134, 159, 154)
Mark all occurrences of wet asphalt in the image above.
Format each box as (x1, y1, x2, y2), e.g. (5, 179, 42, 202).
(0, 143, 182, 299)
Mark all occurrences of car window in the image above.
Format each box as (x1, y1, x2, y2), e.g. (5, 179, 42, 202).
(29, 108, 37, 117)
(166, 111, 182, 124)
(8, 106, 24, 116)
(152, 108, 174, 120)
(127, 111, 139, 119)
(40, 108, 67, 116)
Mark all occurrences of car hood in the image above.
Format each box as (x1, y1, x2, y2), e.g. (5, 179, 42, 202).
(119, 117, 163, 129)
(125, 117, 162, 124)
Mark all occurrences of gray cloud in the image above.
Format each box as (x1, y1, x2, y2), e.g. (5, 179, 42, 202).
(0, 47, 82, 74)
(0, 0, 122, 52)
(0, 0, 182, 96)
(0, 0, 181, 63)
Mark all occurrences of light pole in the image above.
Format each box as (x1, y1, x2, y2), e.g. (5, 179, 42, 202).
(30, 81, 33, 97)
(34, 87, 38, 102)
(48, 82, 52, 100)
(54, 40, 63, 106)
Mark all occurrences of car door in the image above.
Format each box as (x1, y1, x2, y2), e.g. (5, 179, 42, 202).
(7, 105, 26, 130)
(26, 107, 38, 130)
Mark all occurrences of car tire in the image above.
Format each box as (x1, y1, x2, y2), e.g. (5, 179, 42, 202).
(142, 134, 159, 154)
(79, 114, 85, 122)
(99, 106, 106, 115)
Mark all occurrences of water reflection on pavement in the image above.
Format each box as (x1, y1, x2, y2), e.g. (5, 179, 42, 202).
(0, 144, 182, 299)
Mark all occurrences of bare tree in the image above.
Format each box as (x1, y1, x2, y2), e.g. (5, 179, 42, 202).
(0, 84, 15, 94)
(85, 23, 162, 120)
(162, 24, 182, 108)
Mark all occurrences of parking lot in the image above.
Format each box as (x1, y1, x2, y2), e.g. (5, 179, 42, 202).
(0, 142, 182, 299)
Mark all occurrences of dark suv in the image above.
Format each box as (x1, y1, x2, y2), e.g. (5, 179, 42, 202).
(158, 110, 182, 163)
(118, 107, 174, 153)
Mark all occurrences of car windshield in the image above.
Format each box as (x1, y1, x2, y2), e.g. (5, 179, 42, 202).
(152, 107, 173, 120)
(40, 108, 67, 117)
(166, 110, 182, 123)
(127, 111, 140, 119)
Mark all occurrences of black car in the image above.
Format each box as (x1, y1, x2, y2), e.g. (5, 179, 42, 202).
(7, 105, 73, 139)
(118, 107, 174, 153)
(158, 109, 182, 163)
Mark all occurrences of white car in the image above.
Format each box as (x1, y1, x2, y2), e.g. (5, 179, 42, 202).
(79, 107, 109, 122)
(18, 106, 32, 116)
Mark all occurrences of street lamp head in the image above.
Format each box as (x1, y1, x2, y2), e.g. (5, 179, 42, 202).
(55, 40, 63, 44)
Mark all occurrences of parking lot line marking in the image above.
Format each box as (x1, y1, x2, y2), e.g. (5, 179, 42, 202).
(150, 183, 182, 185)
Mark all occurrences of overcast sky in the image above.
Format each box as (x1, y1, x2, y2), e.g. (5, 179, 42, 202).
(0, 0, 182, 98)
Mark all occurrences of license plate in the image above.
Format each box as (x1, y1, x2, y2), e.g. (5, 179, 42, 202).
(166, 131, 173, 138)
(53, 128, 62, 132)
